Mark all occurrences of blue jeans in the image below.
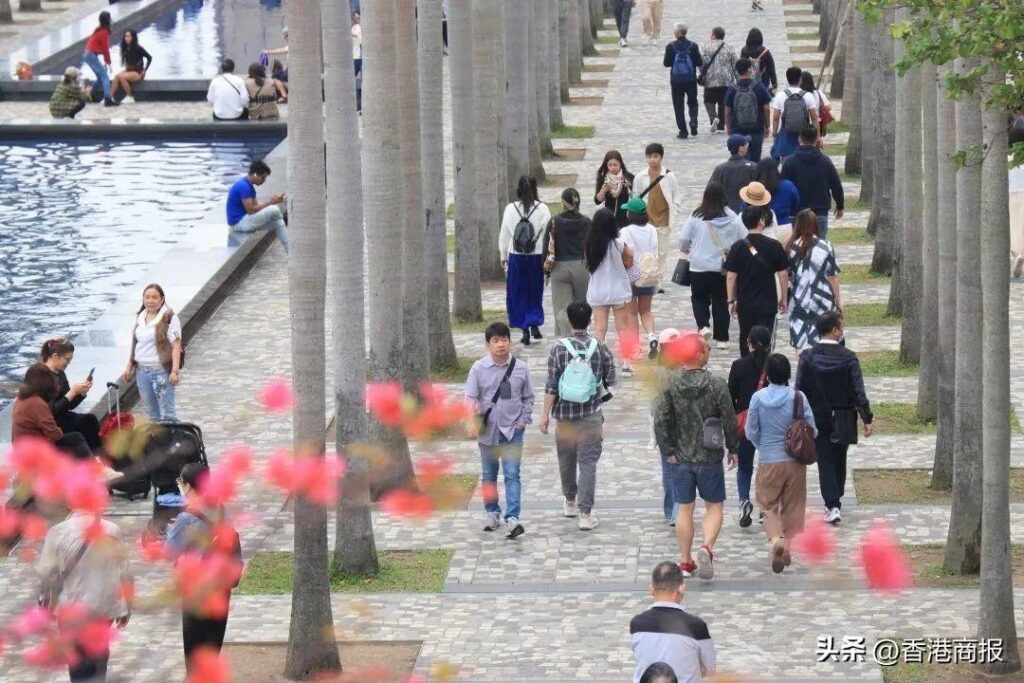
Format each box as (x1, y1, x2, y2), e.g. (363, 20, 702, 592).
(815, 212, 829, 240)
(137, 368, 178, 421)
(611, 0, 632, 38)
(661, 458, 677, 522)
(82, 51, 110, 99)
(232, 205, 289, 252)
(479, 428, 524, 520)
(737, 438, 755, 503)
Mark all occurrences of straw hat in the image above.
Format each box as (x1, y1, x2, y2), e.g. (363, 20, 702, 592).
(739, 181, 772, 207)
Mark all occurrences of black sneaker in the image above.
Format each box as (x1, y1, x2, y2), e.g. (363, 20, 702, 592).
(530, 325, 543, 340)
(677, 130, 688, 139)
(505, 517, 525, 539)
(103, 98, 120, 107)
(739, 500, 754, 528)
(690, 127, 698, 137)
(520, 329, 531, 346)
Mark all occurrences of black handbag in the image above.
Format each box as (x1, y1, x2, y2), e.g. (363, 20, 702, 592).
(480, 357, 516, 427)
(671, 256, 691, 286)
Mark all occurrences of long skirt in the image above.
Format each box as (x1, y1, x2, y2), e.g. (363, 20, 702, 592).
(506, 253, 545, 329)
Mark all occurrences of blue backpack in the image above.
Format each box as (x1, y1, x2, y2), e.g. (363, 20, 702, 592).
(670, 41, 696, 85)
(558, 338, 600, 404)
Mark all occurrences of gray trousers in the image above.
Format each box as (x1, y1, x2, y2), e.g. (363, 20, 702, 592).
(549, 259, 589, 337)
(555, 413, 604, 514)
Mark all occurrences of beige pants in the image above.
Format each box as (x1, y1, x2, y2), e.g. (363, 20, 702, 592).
(755, 460, 807, 541)
(638, 0, 664, 39)
(549, 259, 590, 337)
(654, 223, 671, 278)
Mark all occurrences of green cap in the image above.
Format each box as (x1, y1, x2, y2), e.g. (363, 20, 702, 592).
(623, 197, 647, 214)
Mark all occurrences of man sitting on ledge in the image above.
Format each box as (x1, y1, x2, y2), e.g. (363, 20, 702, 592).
(207, 58, 249, 121)
(226, 159, 289, 253)
(49, 67, 91, 119)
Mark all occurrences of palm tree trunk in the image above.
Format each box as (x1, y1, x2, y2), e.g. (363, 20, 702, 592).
(589, 0, 601, 37)
(527, 0, 548, 176)
(932, 64, 957, 490)
(579, 0, 596, 56)
(828, 4, 849, 99)
(0, 0, 12, 23)
(396, 0, 429, 386)
(548, 0, 564, 130)
(449, 0, 482, 321)
(818, 0, 834, 53)
(855, 12, 873, 205)
(283, 1, 341, 677)
(505, 5, 530, 199)
(418, 0, 458, 371)
(494, 0, 510, 210)
(473, 0, 503, 283)
(18, 0, 41, 12)
(916, 62, 938, 421)
(363, 0, 414, 497)
(868, 18, 896, 271)
(567, 0, 583, 84)
(977, 91, 1023, 677)
(842, 18, 860, 174)
(944, 57, 983, 575)
(325, 0, 378, 578)
(558, 0, 571, 103)
(894, 25, 921, 360)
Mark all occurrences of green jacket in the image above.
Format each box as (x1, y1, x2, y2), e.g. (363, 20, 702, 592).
(653, 368, 739, 463)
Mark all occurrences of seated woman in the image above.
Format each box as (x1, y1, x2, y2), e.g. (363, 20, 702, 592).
(39, 338, 101, 452)
(244, 63, 280, 120)
(271, 59, 288, 102)
(11, 364, 92, 460)
(110, 29, 152, 104)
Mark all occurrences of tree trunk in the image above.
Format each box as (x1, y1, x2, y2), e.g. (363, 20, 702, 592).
(977, 91, 1023, 677)
(527, 0, 548, 176)
(944, 56, 983, 575)
(932, 64, 957, 490)
(505, 6, 530, 199)
(548, 0, 564, 130)
(283, 1, 341, 678)
(397, 0, 429, 387)
(0, 0, 12, 23)
(449, 0, 482, 321)
(829, 5, 850, 99)
(868, 19, 896, 271)
(418, 0, 458, 371)
(842, 13, 861, 174)
(589, 0, 601, 37)
(894, 23, 921, 361)
(494, 0, 509, 210)
(18, 0, 40, 12)
(567, 0, 583, 85)
(855, 13, 873, 204)
(364, 0, 414, 497)
(473, 0, 503, 283)
(818, 0, 833, 53)
(325, 0, 378, 578)
(558, 0, 571, 103)
(916, 62, 938, 420)
(579, 0, 596, 56)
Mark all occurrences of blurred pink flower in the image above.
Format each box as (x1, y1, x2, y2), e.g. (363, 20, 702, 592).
(858, 521, 913, 592)
(257, 377, 293, 413)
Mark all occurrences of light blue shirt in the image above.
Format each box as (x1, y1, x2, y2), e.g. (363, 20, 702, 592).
(746, 383, 817, 463)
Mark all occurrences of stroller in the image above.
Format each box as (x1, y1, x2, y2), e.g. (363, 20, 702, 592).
(142, 421, 209, 538)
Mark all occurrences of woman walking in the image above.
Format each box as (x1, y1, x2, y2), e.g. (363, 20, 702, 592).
(785, 210, 841, 349)
(543, 188, 591, 337)
(679, 182, 746, 349)
(83, 11, 118, 107)
(594, 150, 635, 228)
(585, 207, 636, 374)
(754, 158, 800, 244)
(740, 28, 777, 95)
(122, 283, 183, 421)
(744, 353, 816, 573)
(800, 71, 832, 138)
(620, 197, 660, 358)
(40, 338, 101, 452)
(110, 29, 152, 103)
(728, 325, 771, 529)
(499, 176, 551, 345)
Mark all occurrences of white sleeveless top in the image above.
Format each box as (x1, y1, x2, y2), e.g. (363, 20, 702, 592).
(587, 238, 633, 306)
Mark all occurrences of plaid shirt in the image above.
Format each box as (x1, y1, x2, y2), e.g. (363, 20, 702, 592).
(545, 332, 616, 421)
(49, 83, 89, 118)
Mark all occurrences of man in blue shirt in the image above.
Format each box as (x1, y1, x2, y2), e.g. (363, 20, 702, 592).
(226, 159, 288, 252)
(723, 58, 772, 161)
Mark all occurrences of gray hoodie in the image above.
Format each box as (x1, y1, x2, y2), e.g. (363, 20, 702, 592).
(678, 209, 747, 273)
(745, 384, 817, 464)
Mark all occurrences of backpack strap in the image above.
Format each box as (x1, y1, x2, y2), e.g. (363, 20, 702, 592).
(582, 338, 599, 361)
(561, 338, 582, 358)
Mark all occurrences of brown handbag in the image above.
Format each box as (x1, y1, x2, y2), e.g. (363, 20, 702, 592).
(785, 391, 817, 465)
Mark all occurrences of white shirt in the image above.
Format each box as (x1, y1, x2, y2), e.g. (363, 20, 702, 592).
(1010, 163, 1024, 193)
(620, 223, 659, 258)
(771, 87, 818, 115)
(498, 201, 553, 256)
(207, 73, 250, 119)
(587, 238, 633, 306)
(632, 169, 682, 229)
(133, 305, 182, 366)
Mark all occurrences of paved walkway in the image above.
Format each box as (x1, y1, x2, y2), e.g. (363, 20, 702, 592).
(3, 0, 1024, 681)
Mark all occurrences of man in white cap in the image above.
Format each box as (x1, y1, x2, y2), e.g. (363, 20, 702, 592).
(49, 67, 91, 119)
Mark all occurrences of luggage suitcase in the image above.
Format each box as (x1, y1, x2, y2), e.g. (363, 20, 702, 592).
(143, 421, 208, 537)
(104, 382, 151, 501)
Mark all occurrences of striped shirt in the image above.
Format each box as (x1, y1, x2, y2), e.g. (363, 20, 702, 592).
(545, 332, 616, 421)
(630, 602, 716, 683)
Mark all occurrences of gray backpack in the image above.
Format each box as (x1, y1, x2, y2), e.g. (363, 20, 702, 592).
(732, 81, 760, 133)
(782, 89, 809, 134)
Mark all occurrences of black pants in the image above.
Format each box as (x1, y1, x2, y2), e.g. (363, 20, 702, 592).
(610, 0, 632, 38)
(68, 644, 109, 682)
(737, 308, 777, 357)
(66, 101, 87, 119)
(671, 81, 699, 133)
(183, 609, 229, 664)
(703, 86, 726, 129)
(56, 431, 93, 460)
(815, 431, 849, 509)
(442, 19, 447, 47)
(746, 131, 765, 162)
(689, 271, 729, 341)
(59, 411, 102, 451)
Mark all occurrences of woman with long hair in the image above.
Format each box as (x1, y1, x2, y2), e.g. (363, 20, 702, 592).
(740, 28, 777, 94)
(728, 324, 772, 528)
(122, 284, 183, 421)
(499, 176, 551, 345)
(11, 364, 93, 459)
(110, 29, 152, 103)
(83, 11, 118, 106)
(594, 150, 635, 228)
(542, 187, 591, 336)
(39, 338, 102, 452)
(785, 209, 842, 348)
(679, 181, 747, 348)
(755, 157, 800, 244)
(585, 208, 636, 373)
(800, 70, 832, 138)
(244, 62, 280, 119)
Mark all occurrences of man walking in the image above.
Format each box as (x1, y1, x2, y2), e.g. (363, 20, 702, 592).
(466, 322, 534, 538)
(781, 125, 845, 238)
(636, 0, 664, 45)
(663, 22, 704, 139)
(724, 58, 772, 161)
(795, 312, 874, 524)
(700, 27, 737, 133)
(770, 66, 819, 161)
(37, 511, 133, 682)
(632, 143, 680, 275)
(611, 0, 633, 47)
(653, 333, 738, 579)
(226, 159, 289, 252)
(630, 561, 717, 682)
(709, 135, 758, 212)
(540, 302, 616, 531)
(725, 207, 790, 356)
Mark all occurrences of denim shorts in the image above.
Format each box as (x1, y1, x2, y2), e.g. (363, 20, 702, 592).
(665, 459, 726, 504)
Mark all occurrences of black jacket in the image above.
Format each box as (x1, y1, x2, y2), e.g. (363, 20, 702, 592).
(740, 44, 777, 91)
(663, 38, 704, 79)
(594, 170, 635, 228)
(781, 145, 844, 214)
(709, 155, 758, 213)
(542, 210, 590, 262)
(50, 369, 84, 419)
(795, 342, 873, 442)
(728, 353, 767, 413)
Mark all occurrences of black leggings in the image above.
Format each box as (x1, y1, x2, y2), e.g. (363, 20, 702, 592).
(183, 608, 229, 667)
(58, 411, 102, 451)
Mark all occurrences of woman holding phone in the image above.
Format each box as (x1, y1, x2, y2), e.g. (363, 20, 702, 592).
(122, 283, 183, 421)
(40, 337, 102, 452)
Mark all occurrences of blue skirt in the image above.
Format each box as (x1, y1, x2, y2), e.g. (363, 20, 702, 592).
(506, 253, 545, 329)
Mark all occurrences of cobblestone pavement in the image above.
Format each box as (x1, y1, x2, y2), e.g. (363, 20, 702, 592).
(2, 0, 1023, 681)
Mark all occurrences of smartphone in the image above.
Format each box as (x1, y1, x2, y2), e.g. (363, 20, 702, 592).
(87, 367, 95, 381)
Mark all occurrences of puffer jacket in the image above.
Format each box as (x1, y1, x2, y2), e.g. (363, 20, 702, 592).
(653, 368, 739, 463)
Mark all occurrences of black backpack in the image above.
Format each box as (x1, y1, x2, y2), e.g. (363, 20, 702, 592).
(512, 202, 540, 253)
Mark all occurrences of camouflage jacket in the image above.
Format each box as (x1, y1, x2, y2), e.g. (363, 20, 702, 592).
(653, 368, 739, 464)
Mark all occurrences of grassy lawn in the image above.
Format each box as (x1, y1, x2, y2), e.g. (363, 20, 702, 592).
(828, 227, 873, 245)
(596, 34, 619, 44)
(854, 468, 1024, 505)
(826, 119, 850, 134)
(551, 123, 596, 139)
(840, 263, 889, 284)
(429, 356, 476, 383)
(236, 549, 453, 595)
(451, 308, 507, 333)
(857, 349, 917, 377)
(840, 302, 900, 327)
(882, 639, 1024, 682)
(425, 473, 479, 510)
(824, 142, 848, 158)
(869, 403, 1022, 435)
(446, 233, 454, 253)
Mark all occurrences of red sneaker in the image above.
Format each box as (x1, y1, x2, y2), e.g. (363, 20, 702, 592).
(679, 560, 697, 578)
(696, 544, 716, 580)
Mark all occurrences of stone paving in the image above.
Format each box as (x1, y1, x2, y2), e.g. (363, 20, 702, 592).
(2, 0, 1024, 681)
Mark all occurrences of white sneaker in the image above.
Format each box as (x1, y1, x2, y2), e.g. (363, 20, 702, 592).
(699, 327, 712, 341)
(1014, 254, 1024, 278)
(621, 364, 635, 376)
(711, 117, 720, 132)
(122, 96, 135, 104)
(619, 38, 628, 47)
(824, 507, 842, 524)
(505, 516, 525, 539)
(483, 510, 501, 531)
(563, 499, 578, 517)
(578, 511, 599, 530)
(715, 340, 730, 350)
